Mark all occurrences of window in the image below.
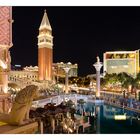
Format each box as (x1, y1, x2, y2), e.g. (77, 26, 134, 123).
(40, 39, 44, 43)
(46, 39, 51, 43)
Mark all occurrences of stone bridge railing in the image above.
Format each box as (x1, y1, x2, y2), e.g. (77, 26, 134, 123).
(8, 77, 32, 89)
(32, 94, 94, 108)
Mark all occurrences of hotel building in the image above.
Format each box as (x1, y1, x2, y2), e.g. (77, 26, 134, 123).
(103, 50, 140, 77)
(52, 62, 78, 78)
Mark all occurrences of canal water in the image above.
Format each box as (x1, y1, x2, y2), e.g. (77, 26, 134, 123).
(77, 102, 140, 134)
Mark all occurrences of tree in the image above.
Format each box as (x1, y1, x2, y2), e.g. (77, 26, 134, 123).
(117, 72, 130, 86)
(102, 73, 119, 89)
(83, 77, 90, 87)
(118, 72, 139, 98)
(77, 77, 84, 87)
(102, 72, 140, 99)
(136, 73, 140, 89)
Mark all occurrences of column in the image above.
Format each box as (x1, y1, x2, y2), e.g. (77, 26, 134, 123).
(2, 98, 6, 113)
(93, 56, 103, 98)
(96, 70, 101, 97)
(76, 126, 79, 134)
(40, 121, 44, 134)
(51, 118, 55, 134)
(63, 67, 70, 94)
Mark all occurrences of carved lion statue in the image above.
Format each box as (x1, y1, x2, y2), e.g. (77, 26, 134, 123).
(0, 85, 38, 126)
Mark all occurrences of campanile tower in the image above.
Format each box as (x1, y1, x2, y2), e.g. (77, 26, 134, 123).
(38, 10, 53, 81)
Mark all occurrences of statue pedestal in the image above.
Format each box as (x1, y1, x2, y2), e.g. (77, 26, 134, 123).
(0, 94, 11, 113)
(0, 71, 8, 93)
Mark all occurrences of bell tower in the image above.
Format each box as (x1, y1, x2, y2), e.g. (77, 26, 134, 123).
(38, 10, 53, 81)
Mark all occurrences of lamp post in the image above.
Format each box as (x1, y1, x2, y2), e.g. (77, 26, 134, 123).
(93, 56, 103, 98)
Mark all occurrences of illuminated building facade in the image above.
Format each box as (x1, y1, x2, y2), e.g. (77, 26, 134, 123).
(8, 63, 78, 85)
(38, 10, 53, 81)
(104, 50, 140, 77)
(0, 7, 13, 93)
(9, 66, 38, 83)
(52, 62, 78, 78)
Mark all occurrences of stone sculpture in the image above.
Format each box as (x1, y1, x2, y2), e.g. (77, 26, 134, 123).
(0, 85, 38, 125)
(96, 56, 100, 63)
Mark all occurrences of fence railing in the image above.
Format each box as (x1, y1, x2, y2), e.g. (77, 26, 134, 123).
(32, 94, 92, 108)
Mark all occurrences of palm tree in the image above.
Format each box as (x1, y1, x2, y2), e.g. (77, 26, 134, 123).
(117, 72, 130, 85)
(133, 73, 140, 98)
(117, 72, 133, 93)
(136, 73, 140, 88)
(119, 73, 139, 98)
(102, 72, 140, 99)
(102, 73, 119, 90)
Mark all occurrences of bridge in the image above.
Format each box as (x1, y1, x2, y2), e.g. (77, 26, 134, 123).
(8, 76, 32, 89)
(8, 76, 55, 91)
(32, 94, 94, 108)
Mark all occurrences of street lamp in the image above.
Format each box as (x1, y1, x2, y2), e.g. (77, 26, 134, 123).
(93, 56, 103, 98)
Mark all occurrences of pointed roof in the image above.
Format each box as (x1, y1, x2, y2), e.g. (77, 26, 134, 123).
(39, 10, 52, 31)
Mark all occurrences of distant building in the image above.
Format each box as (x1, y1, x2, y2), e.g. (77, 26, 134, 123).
(103, 50, 140, 77)
(53, 62, 78, 78)
(87, 73, 104, 79)
(23, 66, 38, 72)
(9, 63, 78, 84)
(11, 65, 22, 70)
(9, 66, 38, 84)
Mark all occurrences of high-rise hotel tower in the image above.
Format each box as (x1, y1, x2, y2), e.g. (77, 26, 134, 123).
(38, 10, 53, 81)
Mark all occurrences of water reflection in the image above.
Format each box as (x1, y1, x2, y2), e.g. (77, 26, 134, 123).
(76, 102, 140, 134)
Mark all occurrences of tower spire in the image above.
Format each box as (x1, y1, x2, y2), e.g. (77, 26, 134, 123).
(38, 10, 53, 81)
(39, 10, 52, 30)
